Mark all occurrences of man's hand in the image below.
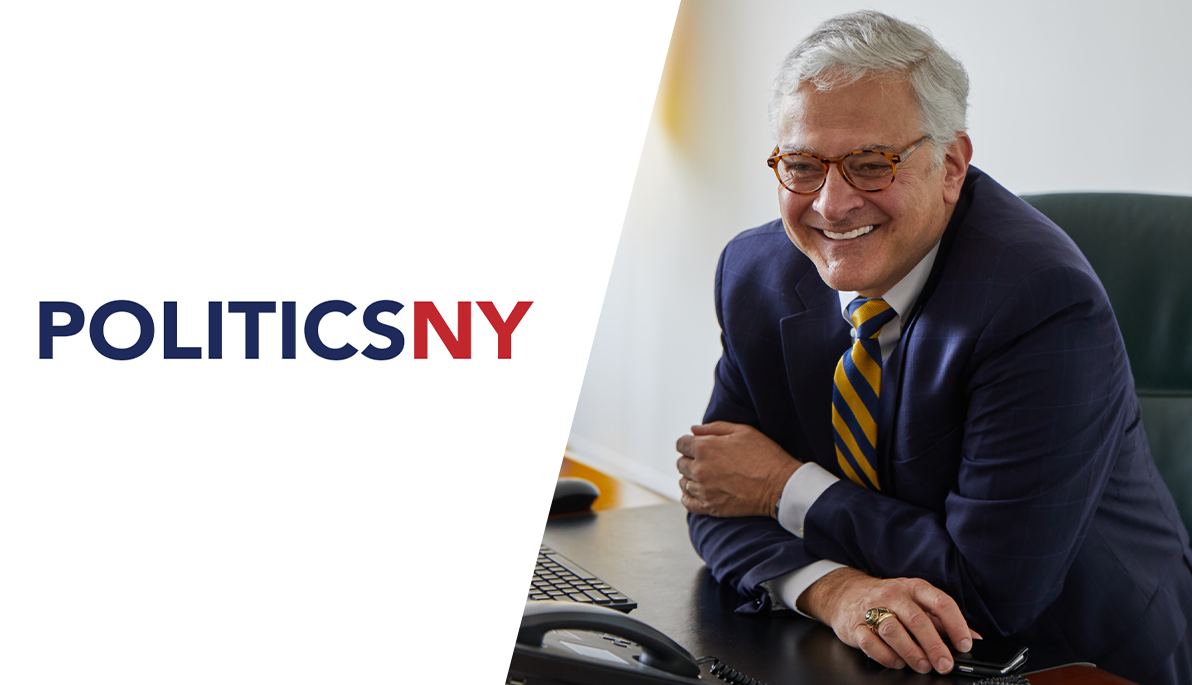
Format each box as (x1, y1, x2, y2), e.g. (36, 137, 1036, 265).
(798, 567, 982, 675)
(675, 421, 802, 518)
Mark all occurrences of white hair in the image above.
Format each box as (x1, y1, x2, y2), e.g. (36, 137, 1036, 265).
(770, 11, 969, 165)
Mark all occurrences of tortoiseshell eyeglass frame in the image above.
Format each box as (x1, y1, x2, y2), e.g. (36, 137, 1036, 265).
(766, 136, 930, 194)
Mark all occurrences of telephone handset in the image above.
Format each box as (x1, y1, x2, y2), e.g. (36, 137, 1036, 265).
(508, 601, 765, 685)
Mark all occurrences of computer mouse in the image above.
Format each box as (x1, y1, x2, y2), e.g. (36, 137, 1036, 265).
(550, 477, 600, 515)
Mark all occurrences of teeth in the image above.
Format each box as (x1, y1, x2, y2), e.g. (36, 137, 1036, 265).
(824, 225, 875, 240)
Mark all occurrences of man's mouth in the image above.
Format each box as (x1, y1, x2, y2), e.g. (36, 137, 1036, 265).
(823, 224, 876, 241)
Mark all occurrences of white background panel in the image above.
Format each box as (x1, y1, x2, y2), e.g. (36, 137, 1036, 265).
(0, 2, 679, 682)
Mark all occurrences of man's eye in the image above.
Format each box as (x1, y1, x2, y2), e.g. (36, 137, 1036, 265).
(850, 162, 892, 177)
(783, 160, 820, 174)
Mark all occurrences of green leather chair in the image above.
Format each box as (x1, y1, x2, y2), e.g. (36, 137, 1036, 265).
(1022, 193, 1192, 535)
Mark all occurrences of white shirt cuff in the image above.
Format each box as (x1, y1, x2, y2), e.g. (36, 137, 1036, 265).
(776, 461, 839, 537)
(770, 560, 848, 618)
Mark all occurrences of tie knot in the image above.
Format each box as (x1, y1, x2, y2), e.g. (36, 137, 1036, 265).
(848, 298, 896, 339)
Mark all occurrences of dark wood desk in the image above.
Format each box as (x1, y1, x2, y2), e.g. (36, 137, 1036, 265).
(542, 502, 1136, 685)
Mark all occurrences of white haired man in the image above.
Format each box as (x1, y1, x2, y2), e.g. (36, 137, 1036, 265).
(676, 11, 1192, 684)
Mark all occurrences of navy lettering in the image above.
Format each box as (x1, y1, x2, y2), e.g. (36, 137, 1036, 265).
(282, 301, 296, 360)
(208, 302, 223, 359)
(228, 301, 276, 360)
(164, 302, 202, 359)
(90, 300, 154, 361)
(362, 300, 405, 360)
(39, 301, 85, 359)
(305, 300, 358, 361)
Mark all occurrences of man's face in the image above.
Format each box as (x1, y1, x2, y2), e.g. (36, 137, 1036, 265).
(776, 77, 969, 297)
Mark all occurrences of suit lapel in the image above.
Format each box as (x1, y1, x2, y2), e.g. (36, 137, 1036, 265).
(877, 187, 969, 494)
(878, 327, 905, 492)
(780, 270, 851, 472)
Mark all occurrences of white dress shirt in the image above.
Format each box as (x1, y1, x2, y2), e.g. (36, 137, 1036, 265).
(766, 240, 941, 615)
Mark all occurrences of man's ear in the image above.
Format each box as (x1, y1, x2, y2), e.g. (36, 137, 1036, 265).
(941, 132, 972, 205)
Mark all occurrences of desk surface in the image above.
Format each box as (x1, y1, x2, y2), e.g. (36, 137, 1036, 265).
(558, 456, 671, 511)
(542, 502, 1136, 685)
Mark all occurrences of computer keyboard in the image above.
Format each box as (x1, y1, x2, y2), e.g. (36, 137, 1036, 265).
(528, 545, 637, 613)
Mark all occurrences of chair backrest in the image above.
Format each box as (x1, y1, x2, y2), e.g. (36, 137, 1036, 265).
(1022, 193, 1192, 534)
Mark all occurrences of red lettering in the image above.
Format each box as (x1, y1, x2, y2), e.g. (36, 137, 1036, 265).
(414, 301, 471, 359)
(476, 301, 532, 359)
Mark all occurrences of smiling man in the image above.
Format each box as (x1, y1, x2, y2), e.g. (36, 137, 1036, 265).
(675, 11, 1192, 685)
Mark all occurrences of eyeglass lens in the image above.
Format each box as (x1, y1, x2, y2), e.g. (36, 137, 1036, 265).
(777, 152, 895, 192)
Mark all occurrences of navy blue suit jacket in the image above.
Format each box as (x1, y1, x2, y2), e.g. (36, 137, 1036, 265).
(689, 168, 1192, 682)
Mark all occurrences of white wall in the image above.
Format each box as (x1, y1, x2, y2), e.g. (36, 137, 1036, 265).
(568, 0, 1192, 496)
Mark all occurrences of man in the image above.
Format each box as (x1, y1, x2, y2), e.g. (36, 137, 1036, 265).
(675, 11, 1192, 685)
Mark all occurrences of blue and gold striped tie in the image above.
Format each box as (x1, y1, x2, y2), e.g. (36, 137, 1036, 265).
(832, 298, 897, 490)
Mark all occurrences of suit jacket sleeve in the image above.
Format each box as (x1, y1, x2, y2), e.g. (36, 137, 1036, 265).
(687, 247, 822, 614)
(803, 261, 1134, 637)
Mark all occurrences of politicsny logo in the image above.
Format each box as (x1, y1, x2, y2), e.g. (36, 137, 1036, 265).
(39, 300, 532, 360)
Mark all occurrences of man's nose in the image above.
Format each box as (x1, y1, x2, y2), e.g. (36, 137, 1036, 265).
(811, 163, 865, 223)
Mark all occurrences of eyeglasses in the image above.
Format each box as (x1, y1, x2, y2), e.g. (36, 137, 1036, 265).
(766, 136, 929, 194)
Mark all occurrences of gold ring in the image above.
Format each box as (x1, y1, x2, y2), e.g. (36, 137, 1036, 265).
(681, 479, 690, 496)
(865, 607, 896, 635)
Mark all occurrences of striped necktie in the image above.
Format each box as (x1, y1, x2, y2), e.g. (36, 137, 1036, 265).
(832, 297, 897, 490)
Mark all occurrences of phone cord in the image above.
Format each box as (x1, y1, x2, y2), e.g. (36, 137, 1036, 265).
(973, 676, 1030, 685)
(696, 657, 768, 685)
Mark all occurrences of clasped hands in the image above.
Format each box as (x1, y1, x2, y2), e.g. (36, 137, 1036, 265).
(676, 421, 979, 675)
